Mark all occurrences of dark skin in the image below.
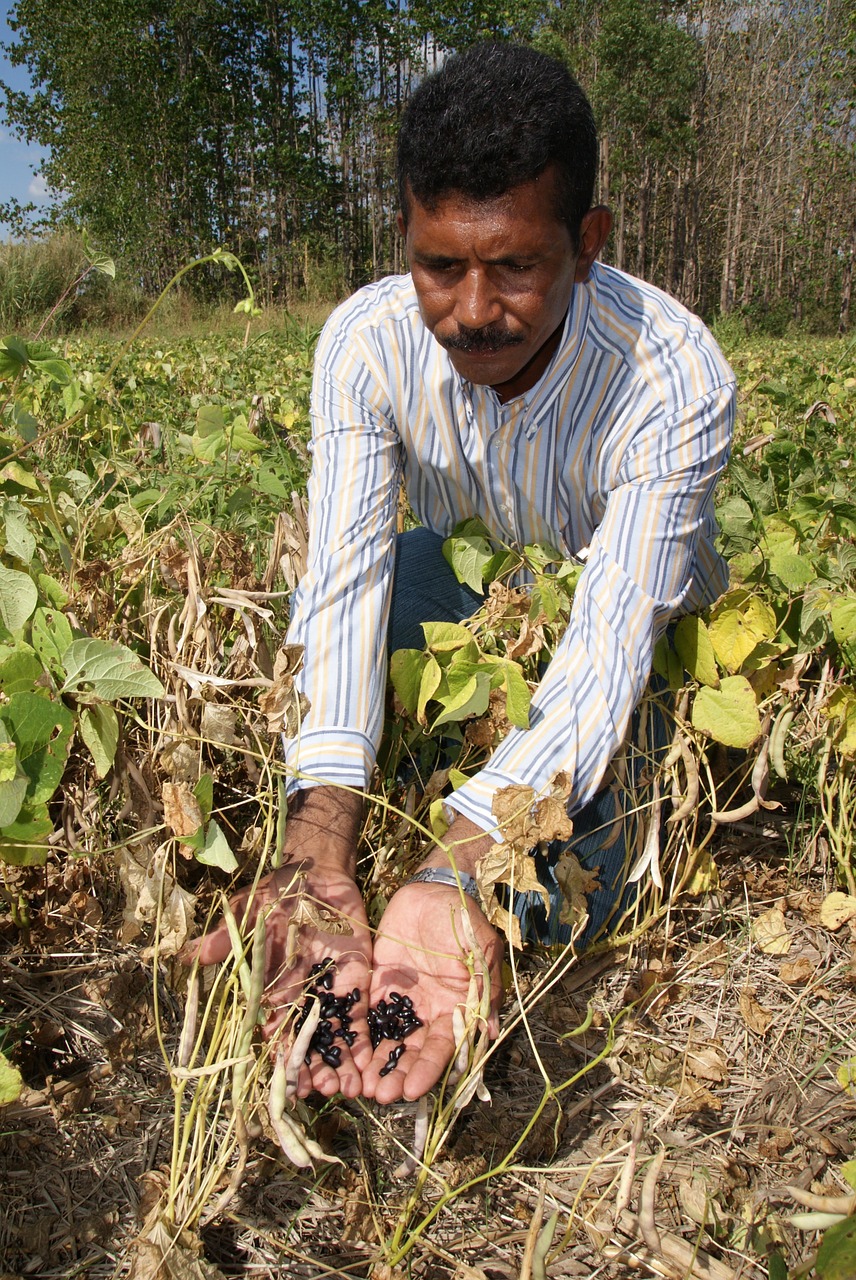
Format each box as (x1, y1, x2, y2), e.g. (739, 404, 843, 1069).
(194, 170, 612, 1101)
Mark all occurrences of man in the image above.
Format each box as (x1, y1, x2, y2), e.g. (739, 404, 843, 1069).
(196, 42, 735, 1106)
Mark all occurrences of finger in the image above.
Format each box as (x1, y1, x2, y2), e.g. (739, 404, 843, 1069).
(399, 1017, 456, 1101)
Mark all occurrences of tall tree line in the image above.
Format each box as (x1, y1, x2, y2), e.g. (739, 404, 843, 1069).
(2, 0, 854, 328)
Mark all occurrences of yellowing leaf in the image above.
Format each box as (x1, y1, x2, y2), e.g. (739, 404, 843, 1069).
(752, 905, 792, 954)
(674, 615, 720, 687)
(836, 1058, 856, 1099)
(820, 892, 856, 930)
(691, 674, 762, 748)
(685, 852, 720, 895)
(162, 781, 203, 842)
(0, 1051, 23, 1105)
(708, 593, 777, 672)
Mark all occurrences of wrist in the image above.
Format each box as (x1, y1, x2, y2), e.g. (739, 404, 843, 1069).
(283, 785, 363, 877)
(420, 814, 495, 879)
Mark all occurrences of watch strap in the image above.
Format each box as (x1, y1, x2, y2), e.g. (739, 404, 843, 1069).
(404, 866, 481, 903)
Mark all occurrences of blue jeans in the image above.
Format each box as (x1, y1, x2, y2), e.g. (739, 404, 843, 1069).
(389, 527, 672, 947)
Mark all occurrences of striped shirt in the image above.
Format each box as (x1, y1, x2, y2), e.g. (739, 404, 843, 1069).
(284, 261, 735, 837)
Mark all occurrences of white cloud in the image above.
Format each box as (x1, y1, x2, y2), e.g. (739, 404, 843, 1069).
(28, 173, 49, 198)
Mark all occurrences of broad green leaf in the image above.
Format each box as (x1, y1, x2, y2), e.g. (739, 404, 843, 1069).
(429, 797, 449, 841)
(193, 818, 238, 873)
(389, 648, 424, 715)
(82, 230, 116, 278)
(4, 509, 36, 564)
(194, 772, 214, 824)
(840, 1159, 856, 1193)
(449, 768, 468, 789)
(10, 403, 38, 442)
(443, 529, 493, 592)
(0, 692, 74, 802)
(674, 616, 720, 688)
(61, 638, 165, 700)
(28, 354, 73, 386)
(708, 594, 777, 672)
(0, 1051, 23, 1105)
(816, 1215, 856, 1279)
(79, 704, 119, 778)
(432, 668, 491, 727)
(230, 421, 265, 454)
(0, 564, 38, 633)
(0, 724, 27, 828)
(30, 607, 74, 676)
(530, 577, 563, 623)
(0, 645, 43, 695)
(0, 336, 28, 381)
(421, 621, 477, 655)
(691, 675, 762, 748)
(0, 800, 52, 865)
(767, 547, 815, 591)
(196, 404, 227, 436)
(502, 662, 531, 728)
(256, 468, 290, 500)
(37, 574, 69, 609)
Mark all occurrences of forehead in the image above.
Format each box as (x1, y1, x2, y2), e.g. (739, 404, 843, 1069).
(404, 170, 573, 257)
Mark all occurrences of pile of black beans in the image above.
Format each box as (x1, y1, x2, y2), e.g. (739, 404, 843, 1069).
(295, 958, 359, 1070)
(368, 992, 423, 1077)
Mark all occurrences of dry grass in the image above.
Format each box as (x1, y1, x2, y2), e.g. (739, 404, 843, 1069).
(2, 824, 854, 1278)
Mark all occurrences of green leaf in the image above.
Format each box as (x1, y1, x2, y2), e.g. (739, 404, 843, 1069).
(256, 468, 290, 500)
(502, 662, 531, 728)
(421, 621, 477, 656)
(766, 1252, 787, 1280)
(443, 528, 493, 593)
(230, 421, 265, 454)
(530, 577, 563, 623)
(673, 616, 720, 687)
(194, 773, 214, 824)
(0, 692, 74, 802)
(0, 336, 29, 381)
(0, 564, 38, 633)
(4, 509, 36, 564)
(0, 736, 27, 828)
(831, 597, 856, 647)
(1, 460, 40, 491)
(30, 607, 74, 677)
(816, 1215, 856, 1279)
(691, 675, 762, 748)
(193, 818, 238, 873)
(0, 801, 52, 865)
(10, 403, 39, 442)
(196, 404, 226, 437)
(432, 667, 492, 727)
(767, 546, 815, 591)
(0, 645, 43, 695)
(37, 574, 69, 609)
(389, 648, 425, 715)
(79, 704, 119, 778)
(840, 1160, 856, 1193)
(82, 229, 116, 278)
(0, 1051, 23, 1105)
(61, 638, 165, 700)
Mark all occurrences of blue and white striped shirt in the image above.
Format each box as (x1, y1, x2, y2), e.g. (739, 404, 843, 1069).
(284, 262, 735, 837)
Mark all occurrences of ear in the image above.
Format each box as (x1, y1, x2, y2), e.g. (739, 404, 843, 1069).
(396, 209, 407, 239)
(574, 206, 613, 283)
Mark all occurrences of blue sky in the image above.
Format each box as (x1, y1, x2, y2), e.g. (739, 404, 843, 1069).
(1, 6, 54, 236)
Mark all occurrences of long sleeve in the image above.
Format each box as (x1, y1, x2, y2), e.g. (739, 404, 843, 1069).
(446, 381, 735, 834)
(282, 320, 404, 792)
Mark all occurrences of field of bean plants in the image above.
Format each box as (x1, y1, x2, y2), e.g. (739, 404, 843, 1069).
(1, 258, 855, 1280)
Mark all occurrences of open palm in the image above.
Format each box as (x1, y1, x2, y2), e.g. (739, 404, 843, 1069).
(361, 883, 504, 1104)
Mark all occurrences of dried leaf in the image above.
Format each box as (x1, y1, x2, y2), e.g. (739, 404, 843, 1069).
(739, 987, 773, 1035)
(162, 782, 203, 847)
(686, 1043, 729, 1083)
(117, 843, 196, 958)
(491, 783, 538, 847)
(779, 956, 816, 985)
(820, 892, 856, 931)
(531, 794, 574, 843)
(476, 843, 549, 909)
(200, 703, 238, 747)
(752, 906, 792, 955)
(258, 645, 310, 735)
(554, 850, 600, 930)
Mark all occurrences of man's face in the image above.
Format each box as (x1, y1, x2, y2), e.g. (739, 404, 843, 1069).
(400, 167, 590, 400)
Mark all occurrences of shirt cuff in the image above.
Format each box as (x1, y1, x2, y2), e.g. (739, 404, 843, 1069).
(443, 766, 528, 842)
(282, 727, 376, 795)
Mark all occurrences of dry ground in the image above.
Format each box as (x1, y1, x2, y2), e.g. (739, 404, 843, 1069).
(2, 818, 855, 1280)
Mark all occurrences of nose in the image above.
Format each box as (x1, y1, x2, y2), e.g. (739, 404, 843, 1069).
(452, 268, 502, 330)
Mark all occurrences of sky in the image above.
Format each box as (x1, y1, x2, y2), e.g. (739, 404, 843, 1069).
(1, 6, 53, 236)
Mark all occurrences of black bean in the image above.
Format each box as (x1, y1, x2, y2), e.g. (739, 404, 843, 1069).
(388, 991, 403, 1003)
(351, 987, 360, 1003)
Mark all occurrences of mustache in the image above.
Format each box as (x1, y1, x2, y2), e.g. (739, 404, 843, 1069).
(439, 324, 525, 354)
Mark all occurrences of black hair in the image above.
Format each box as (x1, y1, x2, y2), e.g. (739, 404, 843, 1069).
(397, 43, 597, 249)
